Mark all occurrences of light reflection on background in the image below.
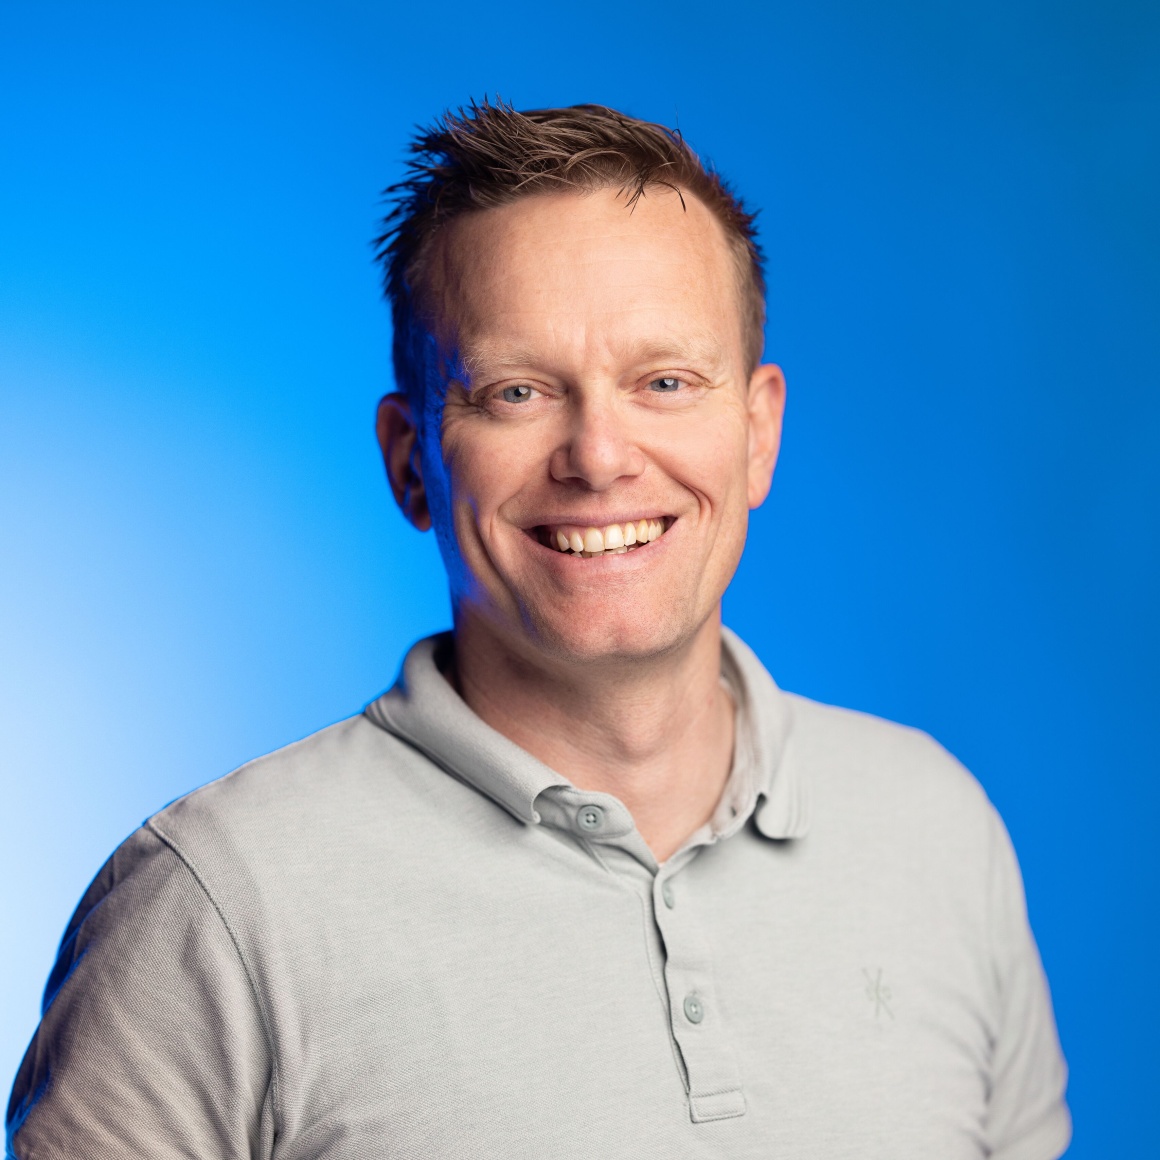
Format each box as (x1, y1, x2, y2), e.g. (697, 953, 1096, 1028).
(2, 3, 1157, 1153)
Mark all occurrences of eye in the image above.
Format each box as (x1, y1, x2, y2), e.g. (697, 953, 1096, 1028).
(499, 384, 538, 404)
(648, 376, 683, 393)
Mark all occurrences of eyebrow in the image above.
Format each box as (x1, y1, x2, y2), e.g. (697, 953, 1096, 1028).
(457, 334, 728, 383)
(457, 342, 540, 380)
(621, 336, 727, 368)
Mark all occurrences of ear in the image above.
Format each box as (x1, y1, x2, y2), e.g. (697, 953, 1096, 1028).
(376, 392, 432, 532)
(745, 363, 786, 509)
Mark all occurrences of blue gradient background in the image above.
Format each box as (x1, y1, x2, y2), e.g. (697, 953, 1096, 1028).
(2, 2, 1157, 1153)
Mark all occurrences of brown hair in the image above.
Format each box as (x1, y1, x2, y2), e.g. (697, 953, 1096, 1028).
(374, 99, 765, 423)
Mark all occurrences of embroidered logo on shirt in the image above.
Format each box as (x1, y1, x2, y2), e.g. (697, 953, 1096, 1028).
(863, 967, 894, 1020)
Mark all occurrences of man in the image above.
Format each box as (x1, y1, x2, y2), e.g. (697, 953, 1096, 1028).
(7, 101, 1070, 1158)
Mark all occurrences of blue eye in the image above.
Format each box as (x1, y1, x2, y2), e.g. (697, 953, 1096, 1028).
(500, 385, 536, 403)
(649, 377, 682, 392)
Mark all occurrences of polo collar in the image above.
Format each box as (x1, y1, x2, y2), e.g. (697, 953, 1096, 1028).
(365, 628, 810, 841)
(721, 627, 811, 840)
(365, 633, 566, 824)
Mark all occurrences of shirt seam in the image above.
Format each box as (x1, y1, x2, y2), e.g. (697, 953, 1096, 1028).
(145, 818, 282, 1143)
(983, 799, 1004, 1070)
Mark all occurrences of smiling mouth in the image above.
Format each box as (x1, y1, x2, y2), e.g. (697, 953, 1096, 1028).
(534, 518, 671, 558)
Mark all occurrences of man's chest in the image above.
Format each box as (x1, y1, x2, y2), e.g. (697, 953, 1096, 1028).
(258, 835, 995, 1159)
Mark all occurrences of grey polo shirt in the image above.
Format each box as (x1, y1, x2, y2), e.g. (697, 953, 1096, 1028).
(7, 629, 1070, 1159)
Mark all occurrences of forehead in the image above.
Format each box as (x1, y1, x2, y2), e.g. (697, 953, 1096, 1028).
(428, 187, 745, 372)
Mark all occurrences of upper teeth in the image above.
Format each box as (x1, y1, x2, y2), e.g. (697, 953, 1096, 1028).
(550, 519, 666, 556)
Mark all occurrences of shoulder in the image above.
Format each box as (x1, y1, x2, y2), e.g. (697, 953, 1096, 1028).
(141, 709, 482, 916)
(786, 693, 973, 785)
(725, 627, 994, 839)
(149, 710, 435, 851)
(781, 691, 1003, 863)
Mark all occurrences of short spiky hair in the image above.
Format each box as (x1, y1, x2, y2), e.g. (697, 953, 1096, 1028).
(374, 99, 766, 421)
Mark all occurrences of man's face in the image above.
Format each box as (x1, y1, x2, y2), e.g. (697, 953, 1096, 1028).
(391, 186, 784, 667)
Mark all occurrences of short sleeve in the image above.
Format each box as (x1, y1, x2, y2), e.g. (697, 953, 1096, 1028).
(983, 807, 1071, 1160)
(6, 824, 273, 1159)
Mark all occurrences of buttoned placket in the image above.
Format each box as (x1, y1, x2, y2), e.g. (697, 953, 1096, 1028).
(652, 847, 747, 1123)
(537, 785, 748, 1124)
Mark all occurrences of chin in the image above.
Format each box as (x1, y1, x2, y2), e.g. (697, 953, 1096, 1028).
(523, 598, 698, 666)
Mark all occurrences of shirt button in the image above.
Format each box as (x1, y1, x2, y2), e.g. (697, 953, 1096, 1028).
(577, 804, 605, 832)
(661, 881, 675, 909)
(683, 994, 705, 1024)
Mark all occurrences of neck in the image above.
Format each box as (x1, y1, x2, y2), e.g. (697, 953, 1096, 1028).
(451, 611, 735, 862)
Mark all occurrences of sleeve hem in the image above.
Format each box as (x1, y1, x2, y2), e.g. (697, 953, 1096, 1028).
(990, 1103, 1072, 1160)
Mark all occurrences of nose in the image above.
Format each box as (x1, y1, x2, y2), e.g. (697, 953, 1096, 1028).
(549, 393, 646, 491)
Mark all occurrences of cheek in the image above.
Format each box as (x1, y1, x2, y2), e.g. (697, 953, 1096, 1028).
(443, 431, 508, 513)
(450, 394, 562, 472)
(658, 405, 750, 508)
(438, 421, 544, 545)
